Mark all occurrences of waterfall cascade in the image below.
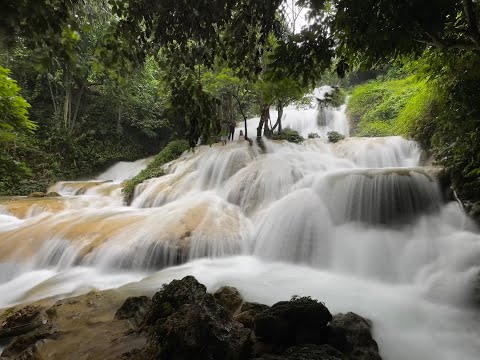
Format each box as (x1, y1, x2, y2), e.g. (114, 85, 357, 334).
(1, 88, 480, 360)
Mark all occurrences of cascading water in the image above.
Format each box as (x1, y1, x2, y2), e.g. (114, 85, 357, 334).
(1, 88, 480, 359)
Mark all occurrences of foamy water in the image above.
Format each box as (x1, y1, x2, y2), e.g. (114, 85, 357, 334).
(1, 87, 480, 360)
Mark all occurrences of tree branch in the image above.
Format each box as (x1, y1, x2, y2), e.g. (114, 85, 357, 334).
(416, 32, 480, 51)
(462, 0, 480, 46)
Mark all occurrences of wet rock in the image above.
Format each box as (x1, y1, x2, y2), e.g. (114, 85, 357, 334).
(1, 323, 57, 359)
(156, 298, 251, 360)
(45, 192, 61, 197)
(146, 275, 207, 325)
(241, 302, 270, 314)
(147, 276, 251, 360)
(283, 344, 346, 360)
(235, 302, 270, 330)
(214, 286, 243, 315)
(235, 309, 258, 329)
(27, 192, 45, 198)
(253, 345, 346, 360)
(329, 313, 382, 360)
(115, 296, 151, 327)
(1, 306, 41, 329)
(254, 297, 332, 346)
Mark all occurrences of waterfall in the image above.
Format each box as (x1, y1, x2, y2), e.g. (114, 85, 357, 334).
(1, 87, 480, 360)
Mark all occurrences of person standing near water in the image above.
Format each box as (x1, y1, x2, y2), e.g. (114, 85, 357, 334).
(228, 121, 236, 141)
(220, 123, 229, 145)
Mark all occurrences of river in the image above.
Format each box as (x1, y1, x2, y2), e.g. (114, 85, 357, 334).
(1, 91, 480, 359)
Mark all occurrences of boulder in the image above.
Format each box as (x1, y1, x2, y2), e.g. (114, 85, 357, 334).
(146, 275, 207, 325)
(241, 302, 270, 314)
(214, 286, 243, 315)
(27, 192, 45, 198)
(45, 192, 61, 197)
(147, 276, 252, 360)
(1, 323, 57, 359)
(282, 344, 346, 360)
(328, 313, 382, 360)
(115, 296, 151, 327)
(253, 345, 346, 360)
(1, 306, 41, 329)
(235, 302, 270, 330)
(254, 297, 332, 346)
(157, 298, 251, 360)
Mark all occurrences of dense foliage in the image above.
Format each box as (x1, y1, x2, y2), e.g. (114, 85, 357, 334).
(0, 66, 36, 191)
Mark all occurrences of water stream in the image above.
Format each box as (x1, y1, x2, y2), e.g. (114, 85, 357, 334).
(1, 92, 480, 359)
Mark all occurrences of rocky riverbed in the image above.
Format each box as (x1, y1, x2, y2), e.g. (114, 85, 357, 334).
(0, 276, 381, 360)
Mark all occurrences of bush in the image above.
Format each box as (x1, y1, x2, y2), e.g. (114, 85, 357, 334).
(272, 128, 304, 144)
(347, 77, 423, 137)
(327, 131, 345, 143)
(123, 140, 190, 204)
(308, 133, 320, 139)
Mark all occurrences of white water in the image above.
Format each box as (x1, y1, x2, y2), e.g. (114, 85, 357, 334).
(1, 88, 480, 360)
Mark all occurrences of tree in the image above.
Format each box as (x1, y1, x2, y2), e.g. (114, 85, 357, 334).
(0, 65, 36, 179)
(300, 0, 479, 67)
(202, 67, 256, 139)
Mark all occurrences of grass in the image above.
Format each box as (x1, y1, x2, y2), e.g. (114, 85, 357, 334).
(123, 140, 190, 204)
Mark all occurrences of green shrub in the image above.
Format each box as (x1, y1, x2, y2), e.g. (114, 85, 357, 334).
(123, 140, 190, 204)
(394, 82, 440, 148)
(327, 131, 345, 143)
(308, 132, 320, 139)
(272, 128, 304, 144)
(347, 77, 423, 137)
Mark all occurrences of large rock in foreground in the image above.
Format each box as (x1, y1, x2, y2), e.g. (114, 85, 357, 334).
(254, 297, 332, 346)
(329, 313, 382, 360)
(147, 276, 251, 360)
(0, 276, 382, 360)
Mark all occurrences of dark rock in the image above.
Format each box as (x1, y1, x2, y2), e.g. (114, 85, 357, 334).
(146, 275, 207, 325)
(45, 192, 61, 197)
(1, 306, 41, 329)
(214, 286, 243, 315)
(115, 296, 151, 327)
(157, 299, 251, 360)
(148, 276, 252, 360)
(1, 324, 57, 359)
(283, 344, 346, 360)
(235, 309, 257, 329)
(241, 302, 270, 314)
(234, 302, 270, 330)
(329, 313, 382, 360)
(236, 302, 270, 329)
(253, 345, 346, 360)
(254, 297, 332, 346)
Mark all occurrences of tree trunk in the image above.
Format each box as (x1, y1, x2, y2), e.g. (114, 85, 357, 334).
(257, 104, 270, 138)
(272, 102, 284, 133)
(72, 83, 85, 128)
(62, 68, 72, 131)
(117, 104, 123, 134)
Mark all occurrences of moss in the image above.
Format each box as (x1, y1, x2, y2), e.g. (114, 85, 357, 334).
(123, 140, 190, 204)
